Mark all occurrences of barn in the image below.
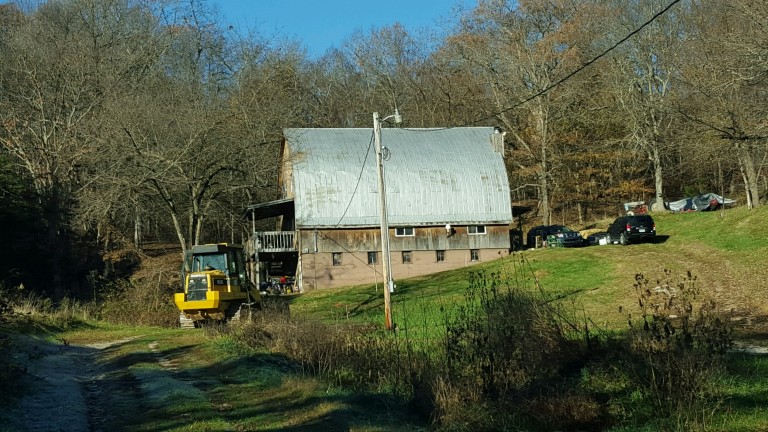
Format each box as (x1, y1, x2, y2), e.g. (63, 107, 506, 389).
(247, 126, 513, 291)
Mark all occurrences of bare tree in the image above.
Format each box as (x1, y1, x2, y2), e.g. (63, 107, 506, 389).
(0, 0, 163, 296)
(603, 0, 689, 210)
(92, 5, 310, 256)
(678, 0, 768, 208)
(445, 0, 606, 224)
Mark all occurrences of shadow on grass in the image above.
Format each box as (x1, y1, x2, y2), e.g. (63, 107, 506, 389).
(112, 341, 425, 432)
(342, 292, 380, 318)
(723, 352, 768, 417)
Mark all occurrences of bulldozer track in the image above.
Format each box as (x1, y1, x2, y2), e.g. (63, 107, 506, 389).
(178, 301, 264, 329)
(179, 313, 196, 329)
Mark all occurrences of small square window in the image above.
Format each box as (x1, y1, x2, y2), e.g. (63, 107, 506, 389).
(470, 249, 479, 261)
(402, 251, 412, 263)
(395, 227, 415, 237)
(367, 251, 378, 265)
(468, 225, 486, 235)
(332, 252, 342, 266)
(436, 250, 446, 262)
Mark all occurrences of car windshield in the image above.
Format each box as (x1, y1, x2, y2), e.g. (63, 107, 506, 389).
(551, 226, 573, 233)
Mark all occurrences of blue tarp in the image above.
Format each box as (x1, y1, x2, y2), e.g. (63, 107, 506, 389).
(667, 193, 736, 212)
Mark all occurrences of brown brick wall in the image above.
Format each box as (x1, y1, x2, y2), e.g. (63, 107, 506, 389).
(300, 248, 510, 290)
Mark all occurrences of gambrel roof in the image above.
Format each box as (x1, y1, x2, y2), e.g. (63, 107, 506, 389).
(284, 127, 512, 228)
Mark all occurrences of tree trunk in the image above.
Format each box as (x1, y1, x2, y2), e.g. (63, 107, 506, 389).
(169, 210, 187, 259)
(535, 102, 551, 226)
(45, 187, 65, 300)
(650, 144, 665, 211)
(539, 162, 550, 226)
(134, 212, 142, 250)
(195, 213, 205, 245)
(736, 142, 761, 208)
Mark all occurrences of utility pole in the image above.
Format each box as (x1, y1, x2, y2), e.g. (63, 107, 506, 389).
(374, 110, 399, 330)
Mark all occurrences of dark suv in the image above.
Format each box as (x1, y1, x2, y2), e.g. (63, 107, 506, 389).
(607, 214, 656, 245)
(527, 225, 584, 248)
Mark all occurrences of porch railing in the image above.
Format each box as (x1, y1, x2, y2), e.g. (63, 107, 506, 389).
(251, 231, 296, 253)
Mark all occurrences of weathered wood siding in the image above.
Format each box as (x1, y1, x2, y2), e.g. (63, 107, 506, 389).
(297, 225, 510, 253)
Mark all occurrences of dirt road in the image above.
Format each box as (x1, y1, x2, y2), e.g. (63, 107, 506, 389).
(3, 329, 424, 432)
(4, 334, 190, 432)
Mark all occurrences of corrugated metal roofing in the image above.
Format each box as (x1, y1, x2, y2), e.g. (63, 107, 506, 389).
(284, 127, 512, 228)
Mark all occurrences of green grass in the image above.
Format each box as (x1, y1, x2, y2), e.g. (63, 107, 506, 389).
(6, 205, 768, 431)
(713, 354, 768, 431)
(661, 207, 768, 252)
(291, 205, 768, 334)
(44, 321, 425, 432)
(288, 248, 621, 334)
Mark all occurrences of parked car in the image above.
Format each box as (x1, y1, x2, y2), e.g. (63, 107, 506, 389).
(606, 214, 656, 245)
(586, 231, 609, 246)
(527, 225, 584, 248)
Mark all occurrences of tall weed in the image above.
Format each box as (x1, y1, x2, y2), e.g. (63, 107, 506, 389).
(99, 278, 178, 327)
(234, 267, 734, 431)
(240, 312, 407, 391)
(619, 270, 733, 429)
(2, 285, 98, 329)
(433, 268, 603, 430)
(0, 284, 100, 404)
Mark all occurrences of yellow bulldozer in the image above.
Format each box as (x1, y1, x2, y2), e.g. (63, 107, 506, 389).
(174, 243, 261, 328)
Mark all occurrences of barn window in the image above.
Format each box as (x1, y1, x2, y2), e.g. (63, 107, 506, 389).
(402, 251, 412, 263)
(332, 252, 342, 266)
(367, 251, 378, 265)
(470, 249, 479, 261)
(468, 225, 486, 235)
(395, 227, 415, 237)
(436, 250, 445, 262)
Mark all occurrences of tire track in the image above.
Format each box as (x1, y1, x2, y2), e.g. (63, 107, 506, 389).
(6, 336, 141, 432)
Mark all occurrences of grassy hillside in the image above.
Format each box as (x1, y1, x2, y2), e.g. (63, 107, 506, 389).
(290, 205, 768, 334)
(4, 205, 768, 432)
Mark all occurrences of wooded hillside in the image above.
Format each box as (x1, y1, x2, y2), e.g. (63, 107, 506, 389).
(1, 0, 766, 298)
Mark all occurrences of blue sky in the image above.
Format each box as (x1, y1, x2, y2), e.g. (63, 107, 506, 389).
(214, 0, 470, 57)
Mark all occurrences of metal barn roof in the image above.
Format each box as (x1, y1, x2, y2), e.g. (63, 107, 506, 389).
(284, 127, 512, 228)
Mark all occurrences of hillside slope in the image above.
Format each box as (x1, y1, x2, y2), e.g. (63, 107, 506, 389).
(290, 205, 768, 334)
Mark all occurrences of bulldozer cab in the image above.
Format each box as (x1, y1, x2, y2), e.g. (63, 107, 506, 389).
(183, 244, 248, 282)
(193, 254, 227, 272)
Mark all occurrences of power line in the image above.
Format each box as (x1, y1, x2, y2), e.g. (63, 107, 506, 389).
(316, 231, 383, 277)
(289, 132, 379, 273)
(323, 131, 385, 282)
(333, 131, 375, 227)
(402, 0, 684, 132)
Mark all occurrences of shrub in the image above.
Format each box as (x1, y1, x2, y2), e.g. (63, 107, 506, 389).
(232, 267, 734, 432)
(443, 270, 577, 397)
(238, 312, 407, 390)
(619, 270, 733, 429)
(99, 278, 178, 327)
(433, 269, 602, 429)
(98, 246, 181, 327)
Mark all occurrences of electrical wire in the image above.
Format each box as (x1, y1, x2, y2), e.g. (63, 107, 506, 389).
(401, 0, 684, 132)
(333, 131, 375, 228)
(327, 0, 683, 328)
(316, 231, 383, 277)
